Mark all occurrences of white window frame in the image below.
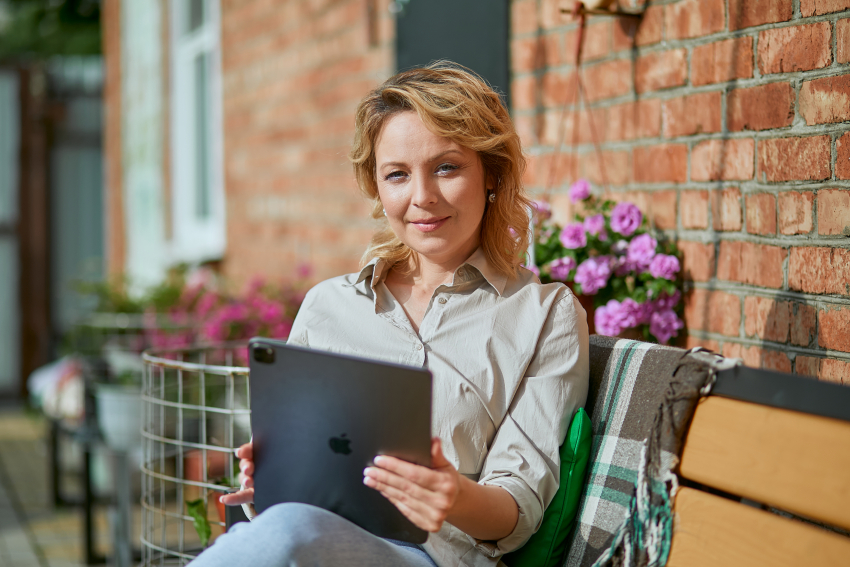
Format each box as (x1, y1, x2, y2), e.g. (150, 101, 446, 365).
(169, 0, 226, 263)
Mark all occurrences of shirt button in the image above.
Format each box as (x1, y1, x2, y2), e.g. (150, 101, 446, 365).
(438, 297, 447, 304)
(416, 344, 423, 350)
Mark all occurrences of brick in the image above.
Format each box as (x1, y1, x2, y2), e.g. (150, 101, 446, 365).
(797, 356, 850, 385)
(744, 296, 790, 342)
(818, 189, 850, 236)
(791, 302, 817, 347)
(712, 187, 743, 231)
(635, 5, 664, 46)
(717, 241, 786, 288)
(636, 49, 687, 94)
(838, 133, 850, 180)
(664, 0, 726, 40)
(729, 0, 793, 30)
(692, 37, 754, 86)
(679, 240, 716, 282)
(583, 59, 633, 102)
(511, 0, 538, 35)
(722, 343, 760, 366)
(758, 23, 832, 75)
(606, 99, 662, 141)
(685, 336, 720, 353)
(799, 75, 850, 125)
(681, 190, 710, 229)
(819, 306, 850, 352)
(763, 350, 793, 372)
(788, 247, 850, 295)
(818, 359, 850, 385)
(512, 37, 545, 73)
(511, 75, 537, 111)
(633, 144, 688, 183)
(778, 191, 814, 235)
(746, 192, 777, 235)
(801, 0, 850, 16)
(727, 83, 795, 132)
(613, 18, 638, 52)
(796, 356, 820, 377)
(662, 91, 722, 138)
(579, 150, 631, 186)
(684, 289, 741, 336)
(838, 19, 850, 64)
(651, 190, 678, 229)
(691, 139, 754, 181)
(541, 71, 574, 107)
(581, 20, 611, 62)
(758, 136, 831, 182)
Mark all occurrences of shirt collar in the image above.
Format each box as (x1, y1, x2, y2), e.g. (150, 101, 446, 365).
(347, 248, 507, 297)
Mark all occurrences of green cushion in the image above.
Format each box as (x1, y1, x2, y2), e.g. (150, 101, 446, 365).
(502, 408, 592, 567)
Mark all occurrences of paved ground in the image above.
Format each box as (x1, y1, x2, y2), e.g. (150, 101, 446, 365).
(0, 405, 112, 567)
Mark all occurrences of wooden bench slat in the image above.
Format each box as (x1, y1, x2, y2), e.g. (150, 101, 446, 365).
(667, 487, 850, 567)
(679, 396, 850, 530)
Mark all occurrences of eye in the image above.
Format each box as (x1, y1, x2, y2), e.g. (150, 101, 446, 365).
(384, 170, 408, 182)
(436, 163, 459, 175)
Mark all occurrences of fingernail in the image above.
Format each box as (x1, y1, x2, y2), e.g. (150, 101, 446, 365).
(363, 467, 372, 477)
(219, 495, 226, 503)
(234, 448, 240, 457)
(373, 456, 385, 465)
(362, 476, 370, 486)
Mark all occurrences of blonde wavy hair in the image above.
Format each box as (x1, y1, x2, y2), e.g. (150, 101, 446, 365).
(349, 61, 531, 278)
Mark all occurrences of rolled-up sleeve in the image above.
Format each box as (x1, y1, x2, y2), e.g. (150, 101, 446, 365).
(474, 291, 589, 556)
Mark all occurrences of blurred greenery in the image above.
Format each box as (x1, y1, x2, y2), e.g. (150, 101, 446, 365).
(0, 0, 101, 59)
(75, 264, 191, 314)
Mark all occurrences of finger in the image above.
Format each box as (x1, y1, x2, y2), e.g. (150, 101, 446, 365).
(219, 488, 253, 506)
(238, 471, 254, 489)
(372, 456, 441, 491)
(364, 466, 433, 504)
(430, 438, 452, 469)
(240, 459, 254, 478)
(382, 492, 443, 533)
(364, 473, 450, 522)
(235, 442, 253, 460)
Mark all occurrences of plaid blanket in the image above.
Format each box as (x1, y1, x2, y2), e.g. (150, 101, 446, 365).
(563, 337, 735, 567)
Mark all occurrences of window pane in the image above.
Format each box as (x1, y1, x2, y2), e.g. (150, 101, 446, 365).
(186, 0, 206, 35)
(193, 53, 211, 220)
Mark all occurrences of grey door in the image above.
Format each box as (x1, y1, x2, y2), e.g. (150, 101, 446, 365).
(0, 70, 20, 395)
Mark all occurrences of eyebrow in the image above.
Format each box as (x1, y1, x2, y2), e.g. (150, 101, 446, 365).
(378, 149, 466, 169)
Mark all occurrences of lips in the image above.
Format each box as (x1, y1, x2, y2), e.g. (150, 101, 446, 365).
(410, 216, 449, 232)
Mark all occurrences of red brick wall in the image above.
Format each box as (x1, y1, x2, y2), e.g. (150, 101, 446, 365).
(102, 0, 125, 278)
(512, 0, 850, 383)
(219, 0, 395, 286)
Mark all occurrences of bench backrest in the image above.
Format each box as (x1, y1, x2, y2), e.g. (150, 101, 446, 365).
(668, 367, 850, 567)
(567, 336, 850, 567)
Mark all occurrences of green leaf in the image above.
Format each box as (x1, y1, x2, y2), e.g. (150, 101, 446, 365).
(186, 498, 211, 548)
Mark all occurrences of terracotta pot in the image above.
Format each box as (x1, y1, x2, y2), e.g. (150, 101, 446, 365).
(184, 449, 227, 482)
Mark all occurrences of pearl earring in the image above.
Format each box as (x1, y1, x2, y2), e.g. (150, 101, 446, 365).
(488, 192, 496, 203)
(382, 208, 387, 216)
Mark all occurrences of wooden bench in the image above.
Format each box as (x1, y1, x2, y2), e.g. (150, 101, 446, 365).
(669, 365, 850, 567)
(565, 336, 850, 567)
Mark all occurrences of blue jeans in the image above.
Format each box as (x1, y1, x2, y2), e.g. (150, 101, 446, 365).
(189, 502, 438, 566)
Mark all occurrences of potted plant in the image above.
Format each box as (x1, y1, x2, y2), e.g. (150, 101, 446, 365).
(530, 179, 684, 344)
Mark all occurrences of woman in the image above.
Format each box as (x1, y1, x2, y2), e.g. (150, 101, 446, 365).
(194, 62, 589, 567)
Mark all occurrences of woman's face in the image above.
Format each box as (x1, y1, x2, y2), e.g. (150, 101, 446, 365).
(374, 111, 490, 268)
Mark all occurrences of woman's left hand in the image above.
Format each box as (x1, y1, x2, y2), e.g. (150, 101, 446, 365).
(363, 438, 461, 533)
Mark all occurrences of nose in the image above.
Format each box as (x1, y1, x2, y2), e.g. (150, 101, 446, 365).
(410, 170, 439, 207)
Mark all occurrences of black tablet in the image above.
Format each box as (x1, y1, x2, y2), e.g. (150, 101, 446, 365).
(248, 338, 433, 543)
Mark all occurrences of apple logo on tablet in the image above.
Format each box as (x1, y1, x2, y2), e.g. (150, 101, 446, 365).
(329, 433, 352, 455)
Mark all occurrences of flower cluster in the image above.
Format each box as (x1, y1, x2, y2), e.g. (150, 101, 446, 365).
(530, 180, 684, 344)
(144, 265, 309, 353)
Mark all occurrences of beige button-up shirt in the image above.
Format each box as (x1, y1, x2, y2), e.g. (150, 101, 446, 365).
(287, 248, 589, 567)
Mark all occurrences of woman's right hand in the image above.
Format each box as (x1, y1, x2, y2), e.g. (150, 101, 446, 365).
(219, 441, 254, 506)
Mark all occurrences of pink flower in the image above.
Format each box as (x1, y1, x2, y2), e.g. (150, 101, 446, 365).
(650, 309, 683, 344)
(296, 263, 313, 279)
(648, 254, 680, 280)
(595, 300, 624, 336)
(610, 202, 642, 236)
(583, 214, 608, 241)
(622, 233, 658, 274)
(559, 223, 587, 249)
(568, 179, 591, 203)
(574, 256, 613, 295)
(547, 257, 576, 281)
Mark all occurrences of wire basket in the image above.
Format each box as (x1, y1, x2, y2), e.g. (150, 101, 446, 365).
(140, 344, 251, 566)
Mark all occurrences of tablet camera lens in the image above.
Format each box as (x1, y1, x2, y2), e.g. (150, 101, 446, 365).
(253, 346, 275, 364)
